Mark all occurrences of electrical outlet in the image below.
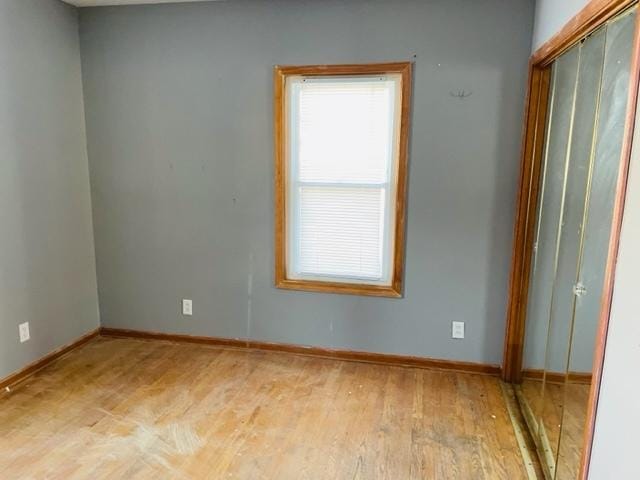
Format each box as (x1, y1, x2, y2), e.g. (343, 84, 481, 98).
(19, 322, 30, 343)
(452, 321, 465, 339)
(182, 299, 193, 316)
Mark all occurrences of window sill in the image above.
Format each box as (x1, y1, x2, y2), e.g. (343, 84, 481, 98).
(275, 278, 402, 298)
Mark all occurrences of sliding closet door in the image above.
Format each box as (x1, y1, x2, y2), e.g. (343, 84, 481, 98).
(521, 48, 579, 437)
(538, 28, 607, 476)
(556, 9, 637, 480)
(517, 7, 637, 478)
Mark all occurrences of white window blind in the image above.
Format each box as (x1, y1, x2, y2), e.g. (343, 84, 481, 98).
(287, 75, 400, 285)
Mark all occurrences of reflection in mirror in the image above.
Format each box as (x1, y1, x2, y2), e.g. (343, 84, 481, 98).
(516, 5, 637, 480)
(518, 47, 580, 465)
(556, 9, 636, 480)
(540, 24, 606, 477)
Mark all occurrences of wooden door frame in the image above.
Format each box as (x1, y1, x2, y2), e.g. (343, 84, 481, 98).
(501, 0, 640, 478)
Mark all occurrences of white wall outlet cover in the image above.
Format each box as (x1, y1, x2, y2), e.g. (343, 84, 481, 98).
(182, 299, 193, 316)
(19, 322, 30, 343)
(452, 321, 465, 339)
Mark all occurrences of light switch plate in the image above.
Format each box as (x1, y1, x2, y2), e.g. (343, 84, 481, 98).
(452, 321, 465, 339)
(19, 322, 30, 343)
(182, 299, 193, 316)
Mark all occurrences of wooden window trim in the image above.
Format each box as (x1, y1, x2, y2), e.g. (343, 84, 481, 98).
(274, 62, 412, 298)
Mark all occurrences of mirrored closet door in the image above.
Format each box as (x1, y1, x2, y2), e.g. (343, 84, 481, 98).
(516, 6, 637, 480)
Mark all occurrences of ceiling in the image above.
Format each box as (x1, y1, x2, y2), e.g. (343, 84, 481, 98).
(62, 0, 219, 6)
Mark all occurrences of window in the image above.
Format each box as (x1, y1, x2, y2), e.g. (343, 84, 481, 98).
(274, 63, 411, 297)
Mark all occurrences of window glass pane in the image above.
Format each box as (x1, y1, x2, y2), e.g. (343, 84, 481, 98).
(296, 186, 385, 280)
(296, 78, 395, 184)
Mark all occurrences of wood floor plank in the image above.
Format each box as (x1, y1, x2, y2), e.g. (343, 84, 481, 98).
(521, 377, 589, 480)
(0, 337, 530, 479)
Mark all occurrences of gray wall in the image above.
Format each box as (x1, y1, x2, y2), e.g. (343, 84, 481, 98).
(0, 0, 100, 380)
(79, 0, 533, 365)
(589, 90, 640, 480)
(532, 0, 589, 51)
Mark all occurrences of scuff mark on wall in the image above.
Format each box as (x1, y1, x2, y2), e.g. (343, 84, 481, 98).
(247, 252, 254, 347)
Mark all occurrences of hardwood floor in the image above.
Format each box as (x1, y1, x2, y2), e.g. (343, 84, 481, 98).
(0, 337, 530, 479)
(519, 378, 590, 479)
(556, 383, 590, 480)
(522, 378, 565, 462)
